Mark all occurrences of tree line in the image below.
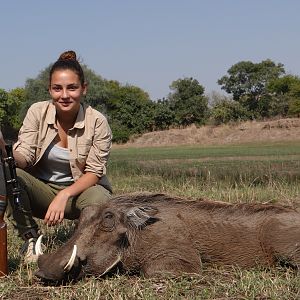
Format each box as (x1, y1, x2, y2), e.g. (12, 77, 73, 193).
(1, 59, 300, 143)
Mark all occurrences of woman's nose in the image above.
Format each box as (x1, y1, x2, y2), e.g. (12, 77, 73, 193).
(61, 88, 69, 98)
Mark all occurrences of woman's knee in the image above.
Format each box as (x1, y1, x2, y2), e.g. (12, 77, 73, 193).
(76, 185, 112, 209)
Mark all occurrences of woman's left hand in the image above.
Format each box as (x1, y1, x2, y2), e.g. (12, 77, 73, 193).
(44, 190, 70, 226)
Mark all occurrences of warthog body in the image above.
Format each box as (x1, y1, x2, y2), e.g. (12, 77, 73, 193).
(36, 192, 300, 282)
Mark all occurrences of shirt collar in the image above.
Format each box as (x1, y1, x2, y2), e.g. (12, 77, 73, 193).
(46, 101, 85, 129)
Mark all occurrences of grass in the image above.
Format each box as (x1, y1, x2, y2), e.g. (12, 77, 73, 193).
(1, 141, 300, 299)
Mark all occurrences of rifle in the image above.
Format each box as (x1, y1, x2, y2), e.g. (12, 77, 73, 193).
(0, 149, 8, 277)
(4, 144, 22, 211)
(0, 144, 23, 277)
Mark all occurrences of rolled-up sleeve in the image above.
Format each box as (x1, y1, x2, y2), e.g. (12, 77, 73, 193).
(13, 104, 40, 166)
(84, 116, 112, 178)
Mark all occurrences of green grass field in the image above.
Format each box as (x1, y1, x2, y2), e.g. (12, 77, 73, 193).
(110, 141, 300, 204)
(1, 141, 300, 299)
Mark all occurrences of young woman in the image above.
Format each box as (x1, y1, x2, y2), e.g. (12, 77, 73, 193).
(0, 50, 112, 263)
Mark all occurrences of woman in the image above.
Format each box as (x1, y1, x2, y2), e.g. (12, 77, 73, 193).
(0, 50, 112, 263)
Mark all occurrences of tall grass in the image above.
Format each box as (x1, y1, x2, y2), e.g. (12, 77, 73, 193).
(1, 141, 300, 299)
(109, 141, 300, 204)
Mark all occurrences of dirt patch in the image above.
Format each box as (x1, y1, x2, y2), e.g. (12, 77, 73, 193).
(114, 118, 300, 148)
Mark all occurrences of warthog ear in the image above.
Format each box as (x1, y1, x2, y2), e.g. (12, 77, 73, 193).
(126, 206, 159, 229)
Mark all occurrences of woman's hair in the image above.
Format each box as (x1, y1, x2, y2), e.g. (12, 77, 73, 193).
(49, 50, 85, 86)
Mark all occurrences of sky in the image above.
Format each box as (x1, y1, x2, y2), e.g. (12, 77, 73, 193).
(1, 0, 300, 100)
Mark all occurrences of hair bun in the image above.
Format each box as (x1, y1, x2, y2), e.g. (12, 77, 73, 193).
(58, 50, 77, 61)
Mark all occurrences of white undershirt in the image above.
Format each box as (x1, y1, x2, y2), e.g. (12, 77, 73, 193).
(32, 142, 74, 184)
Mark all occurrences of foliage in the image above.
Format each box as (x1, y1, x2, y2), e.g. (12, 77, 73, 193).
(151, 98, 175, 130)
(267, 75, 300, 117)
(168, 77, 209, 126)
(7, 88, 26, 128)
(83, 68, 109, 113)
(210, 98, 250, 125)
(218, 59, 286, 118)
(0, 88, 26, 138)
(0, 88, 8, 125)
(18, 64, 156, 143)
(22, 66, 51, 114)
(108, 84, 154, 140)
(288, 98, 300, 116)
(110, 121, 132, 144)
(218, 59, 285, 101)
(2, 58, 300, 143)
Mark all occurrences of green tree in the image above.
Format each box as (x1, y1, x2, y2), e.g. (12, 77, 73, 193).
(267, 75, 300, 117)
(218, 59, 285, 117)
(109, 85, 153, 139)
(211, 99, 250, 125)
(7, 88, 26, 128)
(288, 99, 300, 116)
(151, 98, 175, 130)
(23, 66, 51, 111)
(0, 88, 26, 139)
(83, 68, 109, 113)
(21, 64, 155, 143)
(0, 89, 8, 126)
(168, 77, 209, 126)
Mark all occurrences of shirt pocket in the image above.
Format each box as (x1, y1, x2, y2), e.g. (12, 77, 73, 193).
(76, 139, 92, 165)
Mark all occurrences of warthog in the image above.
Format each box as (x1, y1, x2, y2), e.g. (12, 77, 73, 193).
(35, 192, 300, 282)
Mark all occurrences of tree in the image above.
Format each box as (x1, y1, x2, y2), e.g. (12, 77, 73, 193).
(7, 88, 26, 128)
(20, 63, 155, 143)
(211, 99, 250, 125)
(23, 66, 51, 112)
(109, 85, 153, 138)
(82, 68, 109, 113)
(0, 88, 26, 139)
(168, 77, 209, 126)
(218, 60, 285, 118)
(267, 75, 300, 117)
(151, 98, 175, 130)
(0, 89, 8, 126)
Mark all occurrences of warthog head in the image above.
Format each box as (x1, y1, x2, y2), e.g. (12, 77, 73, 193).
(35, 203, 159, 283)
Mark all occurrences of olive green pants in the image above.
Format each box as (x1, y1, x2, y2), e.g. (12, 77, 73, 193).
(6, 168, 112, 237)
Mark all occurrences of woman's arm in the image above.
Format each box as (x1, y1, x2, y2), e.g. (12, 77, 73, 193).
(44, 172, 99, 226)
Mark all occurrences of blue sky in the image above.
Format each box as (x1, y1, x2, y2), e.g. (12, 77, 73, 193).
(1, 0, 300, 100)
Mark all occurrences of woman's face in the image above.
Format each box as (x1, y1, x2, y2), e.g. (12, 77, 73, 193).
(49, 69, 87, 117)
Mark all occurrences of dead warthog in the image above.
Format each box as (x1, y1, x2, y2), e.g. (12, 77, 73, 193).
(35, 192, 300, 282)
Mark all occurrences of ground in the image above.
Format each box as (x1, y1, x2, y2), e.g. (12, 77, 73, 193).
(114, 118, 300, 148)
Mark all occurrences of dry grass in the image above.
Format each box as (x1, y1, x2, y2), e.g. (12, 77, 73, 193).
(115, 118, 300, 148)
(1, 120, 300, 299)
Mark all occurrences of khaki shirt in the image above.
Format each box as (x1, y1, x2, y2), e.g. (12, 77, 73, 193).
(14, 100, 112, 192)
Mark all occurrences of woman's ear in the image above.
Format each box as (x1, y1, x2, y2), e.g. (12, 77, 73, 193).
(82, 82, 88, 96)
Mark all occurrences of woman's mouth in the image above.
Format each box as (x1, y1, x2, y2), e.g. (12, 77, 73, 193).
(59, 101, 72, 106)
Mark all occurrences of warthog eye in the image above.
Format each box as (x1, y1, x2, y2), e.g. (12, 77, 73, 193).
(105, 212, 114, 219)
(100, 210, 115, 231)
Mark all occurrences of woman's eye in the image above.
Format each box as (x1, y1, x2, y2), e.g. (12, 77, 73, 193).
(68, 85, 78, 91)
(52, 86, 61, 92)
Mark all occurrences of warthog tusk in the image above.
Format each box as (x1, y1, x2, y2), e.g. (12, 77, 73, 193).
(35, 235, 44, 257)
(100, 255, 121, 277)
(64, 245, 77, 273)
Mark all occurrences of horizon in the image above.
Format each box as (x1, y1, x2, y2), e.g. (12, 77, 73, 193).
(1, 0, 300, 100)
